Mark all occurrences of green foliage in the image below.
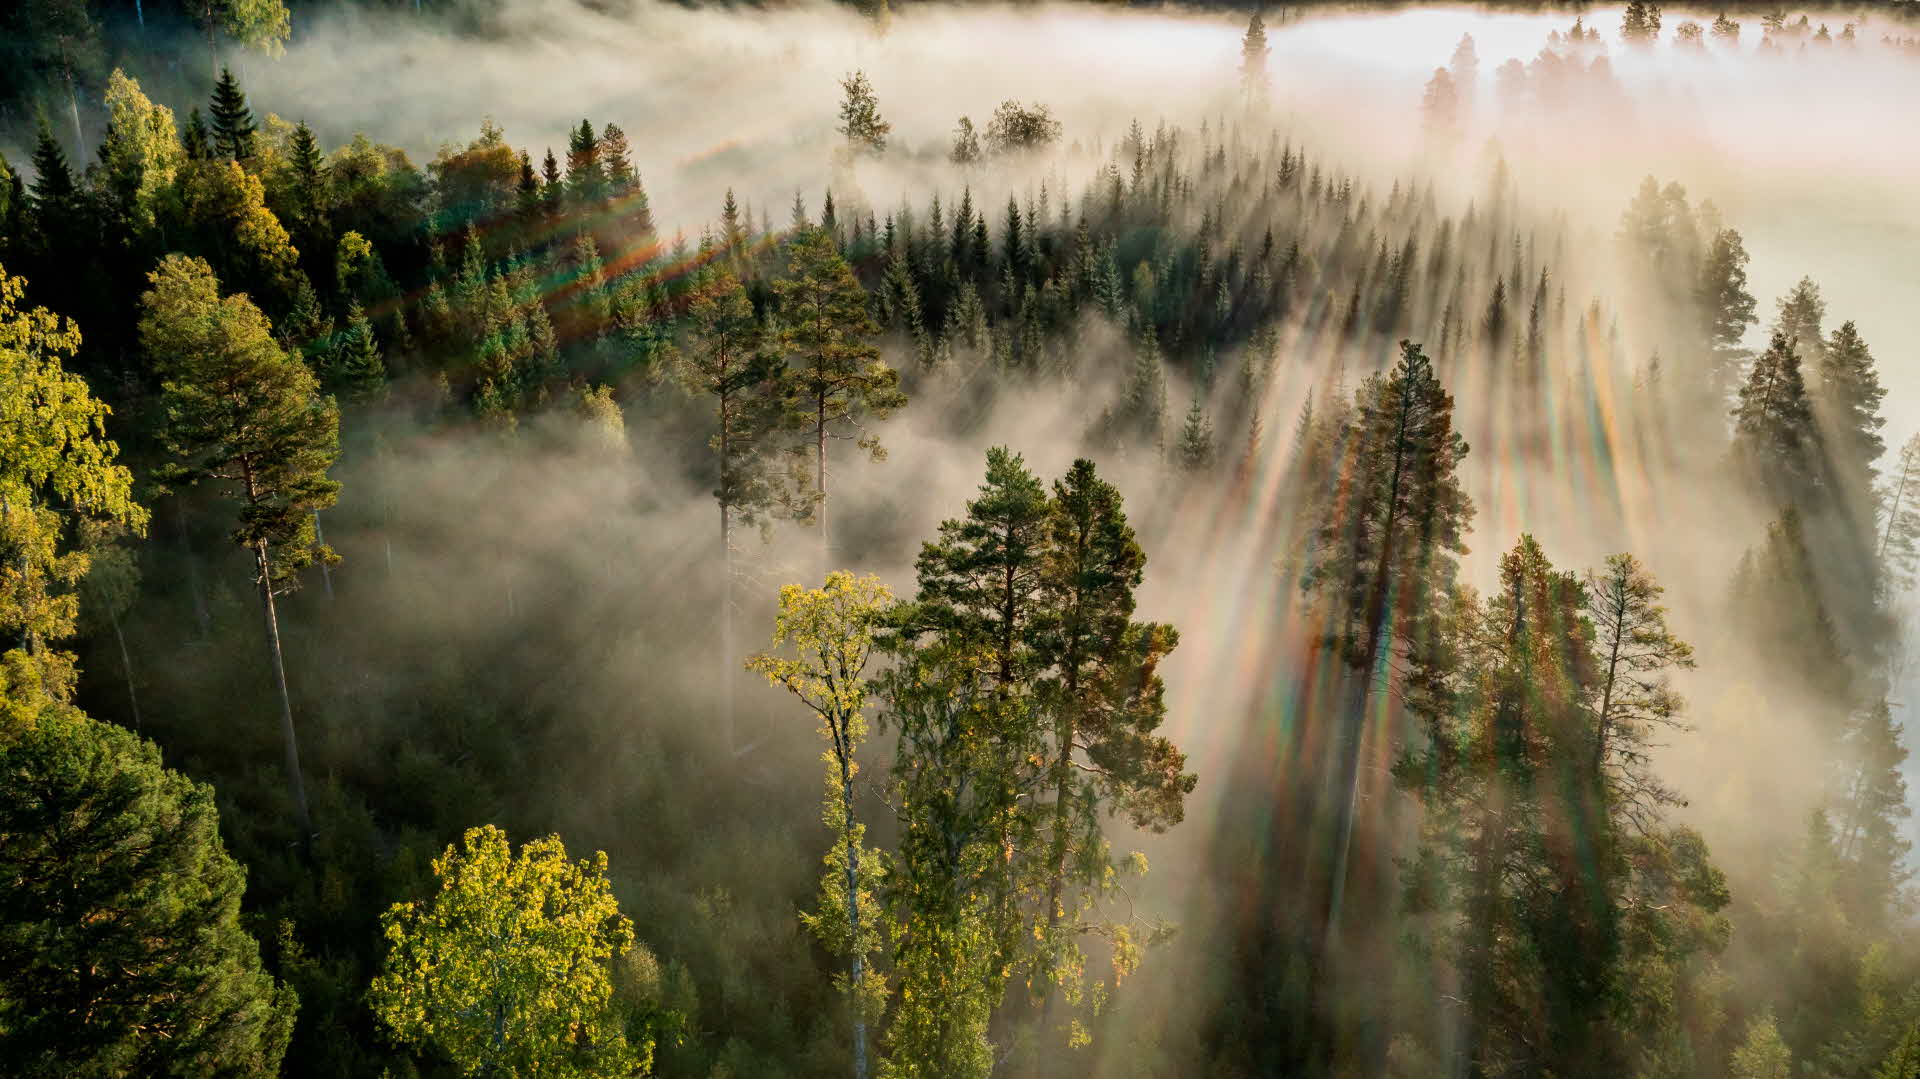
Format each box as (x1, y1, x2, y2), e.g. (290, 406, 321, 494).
(209, 67, 256, 162)
(837, 71, 891, 156)
(1730, 1013, 1792, 1079)
(139, 254, 339, 585)
(370, 824, 650, 1078)
(749, 572, 895, 1077)
(0, 689, 296, 1076)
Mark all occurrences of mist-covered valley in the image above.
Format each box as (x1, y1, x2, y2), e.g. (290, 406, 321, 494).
(3, 1, 1920, 1076)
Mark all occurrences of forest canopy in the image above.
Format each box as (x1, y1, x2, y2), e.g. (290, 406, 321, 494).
(3, 2, 1920, 1077)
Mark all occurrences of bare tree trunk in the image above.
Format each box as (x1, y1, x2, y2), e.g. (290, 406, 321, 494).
(313, 512, 334, 600)
(134, 0, 144, 31)
(66, 72, 83, 158)
(255, 541, 314, 851)
(108, 604, 142, 730)
(722, 496, 735, 757)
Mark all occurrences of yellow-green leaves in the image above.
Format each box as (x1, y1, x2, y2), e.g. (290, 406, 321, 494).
(0, 265, 146, 533)
(370, 824, 649, 1078)
(0, 264, 148, 650)
(747, 571, 894, 747)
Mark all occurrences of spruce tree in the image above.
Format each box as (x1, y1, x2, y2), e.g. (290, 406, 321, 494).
(566, 118, 605, 209)
(1177, 393, 1216, 472)
(1240, 14, 1271, 105)
(207, 67, 256, 162)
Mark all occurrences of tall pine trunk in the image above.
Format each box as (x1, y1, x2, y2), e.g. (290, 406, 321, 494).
(108, 604, 141, 729)
(1325, 378, 1414, 949)
(721, 494, 736, 757)
(254, 540, 314, 848)
(313, 512, 334, 600)
(817, 390, 830, 573)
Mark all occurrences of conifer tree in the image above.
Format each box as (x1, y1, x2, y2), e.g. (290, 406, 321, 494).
(1177, 393, 1216, 473)
(1585, 554, 1694, 828)
(599, 121, 636, 201)
(1731, 332, 1824, 509)
(774, 228, 905, 566)
(1773, 276, 1827, 367)
(1815, 320, 1886, 499)
(1833, 697, 1912, 932)
(182, 107, 212, 161)
(0, 703, 297, 1075)
(138, 255, 340, 846)
(1695, 227, 1757, 408)
(671, 267, 785, 752)
(1240, 14, 1271, 106)
(881, 448, 1054, 1068)
(1030, 459, 1189, 1034)
(207, 66, 256, 162)
(566, 118, 606, 209)
(1303, 339, 1471, 942)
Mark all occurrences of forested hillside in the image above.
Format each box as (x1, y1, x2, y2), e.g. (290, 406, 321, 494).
(4, 1, 1920, 1077)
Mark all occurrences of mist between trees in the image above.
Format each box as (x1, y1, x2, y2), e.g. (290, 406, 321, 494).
(5, 1, 1920, 1077)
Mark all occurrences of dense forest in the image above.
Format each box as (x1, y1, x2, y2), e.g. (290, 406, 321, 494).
(5, 1, 1920, 1076)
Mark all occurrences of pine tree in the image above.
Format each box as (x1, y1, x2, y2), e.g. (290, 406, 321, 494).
(328, 299, 386, 401)
(1695, 227, 1757, 409)
(139, 255, 340, 847)
(1731, 331, 1825, 508)
(1030, 459, 1189, 1035)
(1833, 697, 1912, 932)
(775, 228, 905, 567)
(1815, 320, 1886, 499)
(671, 268, 785, 752)
(0, 703, 297, 1075)
(1773, 276, 1826, 367)
(1303, 339, 1472, 944)
(207, 67, 256, 162)
(1585, 554, 1695, 827)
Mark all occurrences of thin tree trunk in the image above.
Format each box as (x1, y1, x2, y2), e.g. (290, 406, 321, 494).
(255, 540, 314, 850)
(108, 604, 141, 730)
(841, 749, 868, 1079)
(817, 392, 830, 572)
(1325, 376, 1415, 949)
(722, 495, 735, 756)
(135, 0, 144, 31)
(66, 72, 83, 158)
(313, 512, 334, 600)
